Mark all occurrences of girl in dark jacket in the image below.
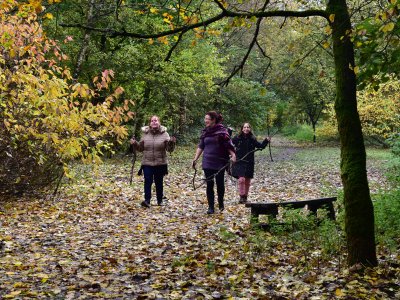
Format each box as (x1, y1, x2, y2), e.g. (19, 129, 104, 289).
(192, 111, 236, 214)
(231, 123, 270, 203)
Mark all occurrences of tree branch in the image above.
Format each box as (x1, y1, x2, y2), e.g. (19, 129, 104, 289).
(165, 30, 185, 62)
(219, 15, 264, 86)
(60, 8, 329, 39)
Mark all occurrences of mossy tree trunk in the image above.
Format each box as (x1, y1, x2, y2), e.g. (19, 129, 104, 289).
(327, 0, 377, 267)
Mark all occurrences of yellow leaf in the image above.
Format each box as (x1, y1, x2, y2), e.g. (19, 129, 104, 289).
(45, 13, 53, 19)
(148, 38, 154, 45)
(329, 14, 335, 23)
(157, 36, 169, 45)
(323, 41, 330, 49)
(353, 66, 359, 74)
(335, 288, 344, 297)
(325, 25, 332, 35)
(4, 291, 22, 298)
(381, 22, 395, 33)
(36, 273, 49, 283)
(150, 7, 158, 13)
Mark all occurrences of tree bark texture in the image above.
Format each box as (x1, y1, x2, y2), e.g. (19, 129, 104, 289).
(327, 0, 377, 267)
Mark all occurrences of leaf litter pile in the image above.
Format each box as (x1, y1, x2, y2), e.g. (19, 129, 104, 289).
(1, 139, 399, 299)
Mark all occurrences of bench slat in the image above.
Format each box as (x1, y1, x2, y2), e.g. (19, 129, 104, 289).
(245, 197, 337, 208)
(246, 197, 337, 224)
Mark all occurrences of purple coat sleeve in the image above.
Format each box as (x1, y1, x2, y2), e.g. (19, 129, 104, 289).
(198, 137, 205, 150)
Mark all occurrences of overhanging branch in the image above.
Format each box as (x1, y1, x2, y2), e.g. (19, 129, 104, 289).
(60, 8, 329, 39)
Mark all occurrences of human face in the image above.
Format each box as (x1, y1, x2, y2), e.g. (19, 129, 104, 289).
(150, 116, 160, 129)
(204, 115, 215, 128)
(242, 123, 251, 135)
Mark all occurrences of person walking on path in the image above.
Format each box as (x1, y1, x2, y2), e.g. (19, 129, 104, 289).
(231, 122, 270, 204)
(192, 111, 236, 214)
(130, 115, 176, 207)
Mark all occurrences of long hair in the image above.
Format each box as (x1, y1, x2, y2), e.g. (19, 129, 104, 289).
(238, 122, 254, 138)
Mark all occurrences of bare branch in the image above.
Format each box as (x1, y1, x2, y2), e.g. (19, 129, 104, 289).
(213, 0, 227, 11)
(164, 31, 184, 62)
(256, 40, 272, 83)
(218, 14, 264, 86)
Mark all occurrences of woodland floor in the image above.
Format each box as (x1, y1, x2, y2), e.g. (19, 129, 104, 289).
(0, 137, 399, 299)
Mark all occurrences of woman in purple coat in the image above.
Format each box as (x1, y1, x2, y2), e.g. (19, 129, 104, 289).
(192, 112, 236, 214)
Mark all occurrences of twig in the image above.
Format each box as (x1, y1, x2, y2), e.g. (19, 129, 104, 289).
(129, 144, 137, 185)
(192, 148, 263, 190)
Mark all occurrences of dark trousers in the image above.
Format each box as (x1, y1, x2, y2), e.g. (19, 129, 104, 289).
(203, 168, 225, 209)
(143, 165, 165, 204)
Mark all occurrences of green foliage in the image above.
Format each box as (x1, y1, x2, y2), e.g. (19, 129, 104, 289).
(282, 124, 314, 141)
(216, 78, 278, 132)
(353, 0, 400, 89)
(219, 226, 237, 241)
(250, 208, 345, 264)
(387, 133, 400, 157)
(317, 219, 344, 257)
(385, 145, 400, 185)
(374, 190, 400, 250)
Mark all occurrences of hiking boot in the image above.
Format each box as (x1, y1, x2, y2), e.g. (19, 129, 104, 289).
(141, 201, 150, 208)
(207, 208, 215, 214)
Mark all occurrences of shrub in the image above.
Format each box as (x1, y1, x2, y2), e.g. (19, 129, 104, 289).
(282, 124, 314, 142)
(0, 1, 130, 195)
(373, 190, 400, 250)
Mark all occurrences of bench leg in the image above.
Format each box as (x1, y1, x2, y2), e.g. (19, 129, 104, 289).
(327, 203, 336, 220)
(308, 204, 318, 217)
(250, 208, 259, 225)
(308, 203, 336, 221)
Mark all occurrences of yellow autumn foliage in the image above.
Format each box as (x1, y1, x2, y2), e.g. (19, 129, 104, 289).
(317, 79, 400, 141)
(0, 1, 131, 193)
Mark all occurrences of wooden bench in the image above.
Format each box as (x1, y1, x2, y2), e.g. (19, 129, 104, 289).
(245, 197, 337, 225)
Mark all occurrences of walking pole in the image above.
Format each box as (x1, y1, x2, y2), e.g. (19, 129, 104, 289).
(129, 138, 137, 185)
(266, 112, 273, 162)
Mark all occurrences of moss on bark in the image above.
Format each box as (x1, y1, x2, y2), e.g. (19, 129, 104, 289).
(327, 0, 377, 267)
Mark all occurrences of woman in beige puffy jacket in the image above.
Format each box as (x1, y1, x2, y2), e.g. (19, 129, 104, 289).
(130, 116, 175, 207)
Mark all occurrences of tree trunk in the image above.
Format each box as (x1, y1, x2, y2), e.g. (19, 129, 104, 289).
(312, 122, 316, 143)
(178, 96, 187, 134)
(327, 0, 377, 267)
(133, 85, 151, 138)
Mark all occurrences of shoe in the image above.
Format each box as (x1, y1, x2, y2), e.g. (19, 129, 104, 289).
(218, 204, 224, 212)
(158, 195, 167, 205)
(140, 201, 150, 208)
(239, 196, 248, 204)
(207, 208, 215, 214)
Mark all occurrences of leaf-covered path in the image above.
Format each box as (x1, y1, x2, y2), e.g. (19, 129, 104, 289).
(1, 139, 398, 299)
